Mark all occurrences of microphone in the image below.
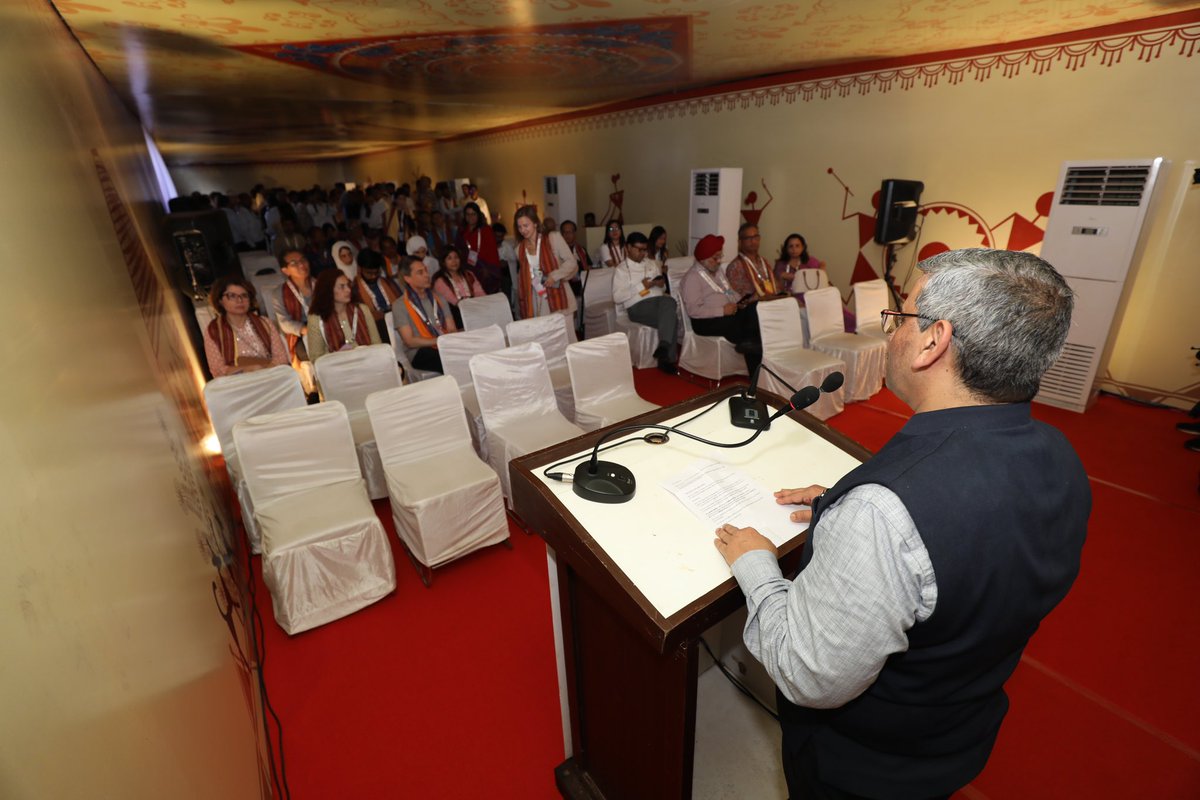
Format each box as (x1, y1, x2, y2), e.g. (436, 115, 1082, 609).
(570, 381, 830, 504)
(729, 360, 768, 430)
(820, 371, 844, 394)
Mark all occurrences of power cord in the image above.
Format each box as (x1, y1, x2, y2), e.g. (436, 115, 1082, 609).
(698, 636, 779, 722)
(247, 544, 292, 800)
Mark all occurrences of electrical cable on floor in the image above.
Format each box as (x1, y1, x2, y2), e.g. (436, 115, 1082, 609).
(698, 636, 779, 723)
(247, 543, 292, 800)
(1096, 388, 1175, 410)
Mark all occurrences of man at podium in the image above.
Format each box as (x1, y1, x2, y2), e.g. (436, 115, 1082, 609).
(713, 249, 1090, 800)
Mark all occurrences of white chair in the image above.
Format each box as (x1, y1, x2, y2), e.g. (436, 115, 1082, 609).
(366, 377, 509, 586)
(384, 310, 439, 383)
(853, 279, 890, 340)
(581, 267, 617, 339)
(436, 325, 507, 461)
(203, 366, 307, 554)
(804, 286, 886, 402)
(667, 271, 747, 383)
(614, 306, 659, 370)
(756, 298, 846, 420)
(459, 293, 514, 335)
(233, 401, 396, 635)
(469, 343, 586, 503)
(248, 269, 285, 318)
(313, 344, 401, 500)
(566, 333, 659, 431)
(664, 256, 693, 286)
(506, 315, 575, 422)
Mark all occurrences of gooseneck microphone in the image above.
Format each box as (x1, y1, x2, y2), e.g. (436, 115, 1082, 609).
(566, 375, 840, 503)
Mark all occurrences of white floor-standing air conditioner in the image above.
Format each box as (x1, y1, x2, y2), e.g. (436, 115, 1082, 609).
(688, 168, 743, 260)
(543, 175, 577, 226)
(1035, 158, 1164, 412)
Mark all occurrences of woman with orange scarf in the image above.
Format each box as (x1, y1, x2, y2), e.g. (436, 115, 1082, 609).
(203, 276, 289, 378)
(513, 205, 578, 322)
(396, 256, 457, 373)
(305, 268, 381, 361)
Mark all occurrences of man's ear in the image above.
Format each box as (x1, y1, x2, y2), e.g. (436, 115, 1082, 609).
(912, 319, 954, 369)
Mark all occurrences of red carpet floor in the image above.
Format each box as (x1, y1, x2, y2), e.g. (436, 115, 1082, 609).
(250, 371, 1200, 799)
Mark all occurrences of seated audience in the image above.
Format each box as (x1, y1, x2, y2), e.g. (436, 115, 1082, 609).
(203, 276, 289, 378)
(432, 245, 486, 329)
(612, 232, 679, 374)
(396, 256, 457, 373)
(380, 236, 403, 279)
(773, 233, 826, 301)
(513, 204, 578, 324)
(233, 193, 266, 251)
(331, 239, 358, 280)
(727, 222, 779, 301)
(594, 220, 626, 268)
(270, 249, 315, 367)
(428, 209, 453, 256)
(680, 234, 761, 373)
(648, 225, 670, 271)
(406, 235, 441, 275)
(354, 249, 402, 342)
(304, 226, 336, 276)
(306, 268, 380, 361)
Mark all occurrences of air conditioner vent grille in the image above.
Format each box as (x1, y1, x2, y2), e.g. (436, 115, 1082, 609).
(1059, 165, 1150, 207)
(693, 172, 719, 196)
(1036, 342, 1097, 403)
(545, 177, 558, 194)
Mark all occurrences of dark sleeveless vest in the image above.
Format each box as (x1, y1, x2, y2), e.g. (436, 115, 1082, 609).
(780, 403, 1090, 799)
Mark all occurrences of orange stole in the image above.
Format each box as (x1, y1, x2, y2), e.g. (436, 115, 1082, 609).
(208, 314, 275, 367)
(402, 289, 445, 339)
(321, 304, 373, 351)
(517, 235, 569, 318)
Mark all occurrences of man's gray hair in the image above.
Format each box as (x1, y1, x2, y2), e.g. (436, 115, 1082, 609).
(916, 248, 1073, 403)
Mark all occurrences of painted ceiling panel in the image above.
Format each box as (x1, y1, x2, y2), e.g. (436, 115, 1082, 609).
(51, 0, 1200, 163)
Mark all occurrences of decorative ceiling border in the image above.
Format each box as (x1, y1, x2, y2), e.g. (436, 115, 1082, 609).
(460, 10, 1200, 146)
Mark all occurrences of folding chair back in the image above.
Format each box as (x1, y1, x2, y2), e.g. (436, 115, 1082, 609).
(437, 325, 507, 390)
(805, 286, 848, 341)
(469, 343, 557, 429)
(203, 365, 305, 475)
(313, 344, 401, 412)
(459, 293, 514, 334)
(367, 376, 471, 466)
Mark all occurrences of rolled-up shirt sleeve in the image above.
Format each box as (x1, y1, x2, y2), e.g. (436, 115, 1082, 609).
(729, 484, 938, 709)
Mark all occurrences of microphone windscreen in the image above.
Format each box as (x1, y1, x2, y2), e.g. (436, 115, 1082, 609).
(821, 371, 845, 393)
(791, 385, 821, 409)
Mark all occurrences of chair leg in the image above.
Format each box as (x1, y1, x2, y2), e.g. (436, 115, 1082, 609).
(501, 537, 514, 550)
(398, 536, 434, 587)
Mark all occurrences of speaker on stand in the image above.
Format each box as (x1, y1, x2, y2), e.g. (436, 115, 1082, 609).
(873, 179, 924, 309)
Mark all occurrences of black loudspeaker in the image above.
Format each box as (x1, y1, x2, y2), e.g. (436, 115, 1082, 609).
(163, 209, 243, 298)
(168, 195, 212, 213)
(873, 179, 924, 245)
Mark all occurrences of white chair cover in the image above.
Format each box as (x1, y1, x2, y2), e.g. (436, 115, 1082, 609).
(566, 333, 659, 431)
(804, 286, 886, 402)
(469, 343, 586, 503)
(581, 267, 617, 339)
(437, 325, 507, 461)
(383, 310, 439, 383)
(459, 294, 514, 335)
(667, 271, 747, 382)
(232, 402, 396, 635)
(853, 279, 890, 339)
(756, 298, 846, 420)
(249, 270, 285, 318)
(665, 256, 693, 286)
(506, 315, 575, 421)
(203, 365, 306, 553)
(314, 344, 402, 500)
(366, 378, 508, 572)
(614, 305, 660, 370)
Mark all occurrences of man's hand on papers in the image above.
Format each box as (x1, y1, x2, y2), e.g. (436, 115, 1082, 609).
(774, 484, 827, 523)
(714, 523, 777, 567)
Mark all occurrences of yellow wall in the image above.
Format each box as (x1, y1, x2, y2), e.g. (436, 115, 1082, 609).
(172, 159, 354, 196)
(0, 2, 261, 797)
(349, 16, 1200, 409)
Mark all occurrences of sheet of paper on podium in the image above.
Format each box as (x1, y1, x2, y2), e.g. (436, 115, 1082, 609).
(661, 459, 805, 547)
(534, 399, 863, 619)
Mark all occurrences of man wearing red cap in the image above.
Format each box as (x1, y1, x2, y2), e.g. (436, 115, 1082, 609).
(679, 234, 762, 372)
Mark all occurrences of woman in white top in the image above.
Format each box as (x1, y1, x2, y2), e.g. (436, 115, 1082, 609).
(513, 205, 578, 320)
(593, 220, 626, 268)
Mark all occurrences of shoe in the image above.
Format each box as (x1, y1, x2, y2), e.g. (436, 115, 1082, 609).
(657, 359, 678, 375)
(1177, 421, 1200, 435)
(652, 343, 670, 361)
(734, 340, 761, 356)
(1186, 437, 1200, 453)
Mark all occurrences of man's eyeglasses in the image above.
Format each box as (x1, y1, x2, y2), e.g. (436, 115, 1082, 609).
(880, 309, 935, 334)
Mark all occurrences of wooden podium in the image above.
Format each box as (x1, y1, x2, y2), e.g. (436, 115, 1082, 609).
(511, 386, 871, 800)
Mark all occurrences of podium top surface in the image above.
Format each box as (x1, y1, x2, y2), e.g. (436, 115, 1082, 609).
(512, 387, 871, 648)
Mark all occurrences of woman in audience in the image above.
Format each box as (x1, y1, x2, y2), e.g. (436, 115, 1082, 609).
(455, 202, 503, 296)
(305, 269, 380, 361)
(594, 220, 626, 268)
(396, 256, 457, 373)
(513, 204, 578, 323)
(203, 276, 289, 378)
(648, 225, 669, 269)
(406, 235, 441, 275)
(773, 233, 827, 302)
(432, 245, 486, 328)
(331, 239, 358, 281)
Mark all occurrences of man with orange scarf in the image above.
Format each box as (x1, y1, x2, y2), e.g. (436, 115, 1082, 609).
(727, 222, 781, 302)
(396, 256, 457, 374)
(354, 249, 403, 343)
(513, 205, 578, 322)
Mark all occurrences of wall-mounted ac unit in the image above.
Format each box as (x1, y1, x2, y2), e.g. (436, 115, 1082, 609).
(543, 174, 577, 226)
(688, 168, 743, 261)
(1034, 158, 1164, 413)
